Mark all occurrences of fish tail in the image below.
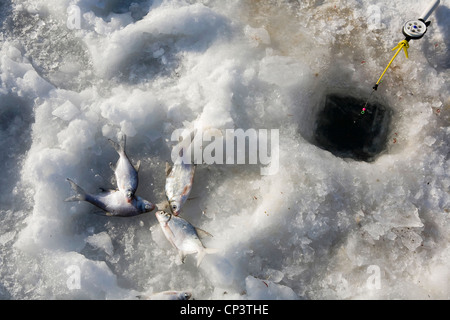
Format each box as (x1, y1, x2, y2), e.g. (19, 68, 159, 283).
(196, 247, 220, 267)
(108, 134, 126, 154)
(64, 178, 87, 202)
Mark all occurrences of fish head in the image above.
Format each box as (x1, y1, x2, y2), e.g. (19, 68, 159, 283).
(141, 199, 156, 212)
(168, 199, 182, 216)
(125, 189, 134, 202)
(155, 210, 172, 223)
(180, 292, 192, 300)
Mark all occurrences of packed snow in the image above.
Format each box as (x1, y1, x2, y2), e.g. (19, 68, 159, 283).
(0, 0, 449, 300)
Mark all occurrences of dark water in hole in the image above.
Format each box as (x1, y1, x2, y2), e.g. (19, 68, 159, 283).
(314, 94, 392, 162)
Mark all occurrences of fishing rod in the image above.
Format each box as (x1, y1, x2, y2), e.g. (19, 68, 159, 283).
(361, 0, 441, 115)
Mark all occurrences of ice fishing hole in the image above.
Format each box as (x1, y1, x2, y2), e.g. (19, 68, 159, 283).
(313, 93, 392, 162)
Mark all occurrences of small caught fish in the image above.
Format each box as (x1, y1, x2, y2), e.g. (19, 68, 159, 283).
(109, 134, 140, 202)
(137, 291, 192, 300)
(165, 161, 195, 216)
(164, 128, 197, 216)
(155, 210, 218, 267)
(65, 178, 155, 217)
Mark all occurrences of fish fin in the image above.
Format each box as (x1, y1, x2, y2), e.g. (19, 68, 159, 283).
(196, 250, 206, 267)
(197, 247, 220, 266)
(64, 178, 87, 202)
(109, 161, 116, 171)
(165, 161, 172, 176)
(108, 134, 126, 154)
(136, 295, 149, 300)
(179, 251, 187, 264)
(163, 222, 178, 248)
(120, 133, 127, 151)
(134, 160, 141, 172)
(195, 227, 213, 238)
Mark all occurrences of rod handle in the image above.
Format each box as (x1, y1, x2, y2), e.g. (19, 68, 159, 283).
(419, 0, 440, 21)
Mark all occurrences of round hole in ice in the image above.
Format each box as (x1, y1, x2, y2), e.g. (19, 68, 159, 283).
(313, 93, 392, 162)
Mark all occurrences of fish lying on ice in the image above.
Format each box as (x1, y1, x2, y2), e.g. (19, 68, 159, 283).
(108, 134, 140, 202)
(65, 178, 155, 217)
(155, 210, 218, 266)
(165, 160, 195, 216)
(137, 291, 192, 300)
(164, 128, 196, 216)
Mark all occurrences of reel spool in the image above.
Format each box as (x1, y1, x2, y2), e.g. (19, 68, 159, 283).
(403, 19, 428, 39)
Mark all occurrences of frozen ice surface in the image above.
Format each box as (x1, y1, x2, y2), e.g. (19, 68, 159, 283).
(0, 0, 449, 300)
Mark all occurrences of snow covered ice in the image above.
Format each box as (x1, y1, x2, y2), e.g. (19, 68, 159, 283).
(0, 0, 449, 300)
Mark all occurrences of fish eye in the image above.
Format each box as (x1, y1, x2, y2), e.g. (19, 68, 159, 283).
(172, 205, 177, 210)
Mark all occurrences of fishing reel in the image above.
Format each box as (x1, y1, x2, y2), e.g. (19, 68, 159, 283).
(403, 19, 429, 39)
(367, 0, 440, 98)
(402, 0, 440, 40)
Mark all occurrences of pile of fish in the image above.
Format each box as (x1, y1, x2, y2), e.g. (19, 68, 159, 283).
(65, 133, 217, 300)
(65, 135, 155, 217)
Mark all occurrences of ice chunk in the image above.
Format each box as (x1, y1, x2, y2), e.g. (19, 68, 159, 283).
(57, 119, 96, 153)
(258, 55, 310, 87)
(101, 124, 115, 139)
(52, 101, 80, 121)
(262, 268, 284, 283)
(17, 70, 54, 97)
(393, 228, 423, 252)
(120, 120, 137, 137)
(86, 232, 114, 256)
(424, 136, 436, 147)
(0, 231, 16, 246)
(373, 202, 424, 229)
(244, 25, 271, 47)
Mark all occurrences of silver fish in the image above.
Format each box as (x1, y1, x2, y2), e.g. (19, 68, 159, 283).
(164, 129, 197, 216)
(155, 210, 218, 266)
(165, 161, 195, 216)
(65, 178, 155, 217)
(109, 134, 140, 202)
(137, 291, 192, 300)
